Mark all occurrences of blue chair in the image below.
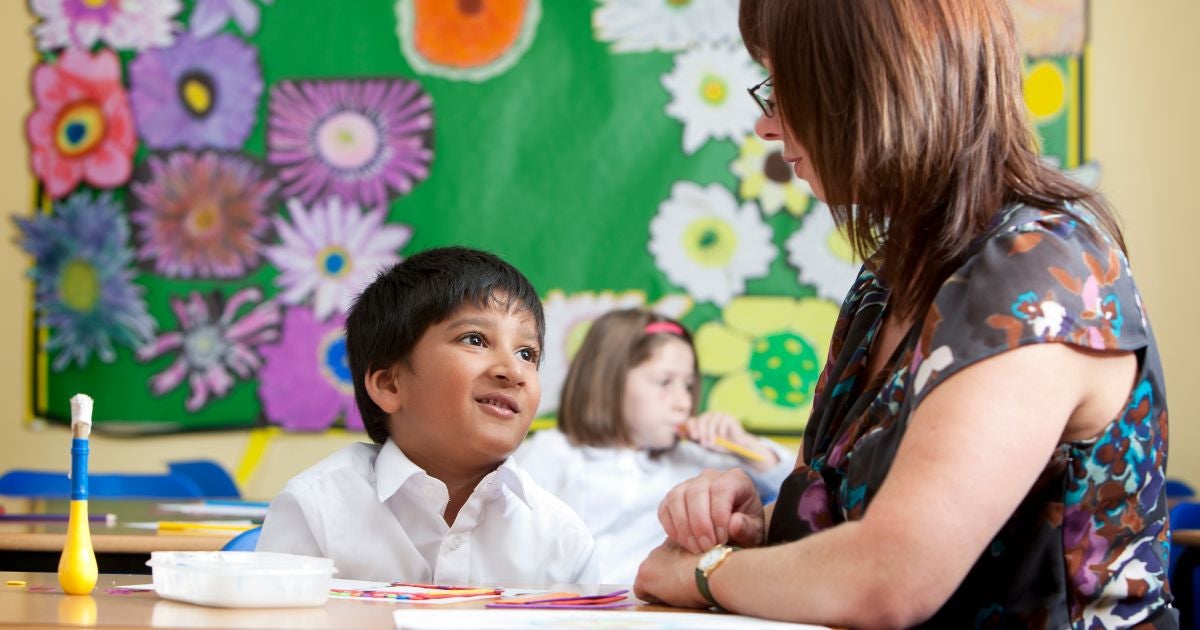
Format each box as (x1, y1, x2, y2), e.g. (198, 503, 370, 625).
(1169, 502, 1200, 629)
(0, 469, 204, 499)
(1167, 479, 1196, 501)
(220, 526, 262, 551)
(168, 460, 240, 498)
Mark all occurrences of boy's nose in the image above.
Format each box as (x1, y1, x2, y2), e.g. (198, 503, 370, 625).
(489, 353, 527, 386)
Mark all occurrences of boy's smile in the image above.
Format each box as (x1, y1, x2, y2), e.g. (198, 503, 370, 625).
(388, 297, 542, 476)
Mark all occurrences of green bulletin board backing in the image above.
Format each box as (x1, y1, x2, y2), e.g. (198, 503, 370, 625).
(19, 0, 1090, 437)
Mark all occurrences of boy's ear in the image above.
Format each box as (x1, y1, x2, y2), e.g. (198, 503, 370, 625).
(364, 365, 404, 414)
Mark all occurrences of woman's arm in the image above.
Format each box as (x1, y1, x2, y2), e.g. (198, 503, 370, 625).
(637, 342, 1136, 629)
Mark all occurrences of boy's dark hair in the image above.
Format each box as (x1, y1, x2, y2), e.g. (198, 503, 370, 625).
(346, 246, 545, 444)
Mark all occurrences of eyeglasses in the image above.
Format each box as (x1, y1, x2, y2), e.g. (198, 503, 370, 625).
(747, 76, 775, 118)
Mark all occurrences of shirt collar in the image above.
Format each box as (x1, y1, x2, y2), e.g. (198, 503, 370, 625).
(374, 439, 532, 509)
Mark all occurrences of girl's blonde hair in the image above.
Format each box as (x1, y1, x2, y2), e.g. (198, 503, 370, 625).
(557, 308, 699, 447)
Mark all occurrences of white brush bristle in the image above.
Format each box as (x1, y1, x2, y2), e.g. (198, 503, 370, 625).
(70, 393, 93, 428)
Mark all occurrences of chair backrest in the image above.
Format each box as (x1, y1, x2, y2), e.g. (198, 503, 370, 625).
(0, 469, 205, 499)
(1167, 478, 1197, 500)
(220, 526, 262, 552)
(1169, 501, 1200, 581)
(167, 460, 241, 498)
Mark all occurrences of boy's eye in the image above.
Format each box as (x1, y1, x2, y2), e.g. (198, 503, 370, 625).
(461, 333, 485, 346)
(518, 347, 540, 363)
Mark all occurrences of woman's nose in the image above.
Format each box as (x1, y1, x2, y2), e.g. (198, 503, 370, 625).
(754, 112, 781, 141)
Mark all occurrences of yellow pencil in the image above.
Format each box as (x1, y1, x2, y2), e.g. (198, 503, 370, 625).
(157, 521, 257, 533)
(713, 436, 768, 463)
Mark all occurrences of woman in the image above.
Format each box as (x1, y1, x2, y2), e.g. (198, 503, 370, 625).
(633, 1, 1173, 628)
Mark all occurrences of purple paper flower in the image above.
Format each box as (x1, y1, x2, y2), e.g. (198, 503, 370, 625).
(31, 0, 181, 51)
(15, 191, 156, 371)
(129, 33, 262, 150)
(190, 0, 273, 38)
(138, 287, 282, 411)
(268, 79, 433, 207)
(131, 151, 277, 279)
(258, 306, 362, 431)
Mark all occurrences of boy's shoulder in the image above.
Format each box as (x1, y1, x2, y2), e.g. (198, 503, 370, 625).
(504, 461, 591, 538)
(283, 442, 382, 492)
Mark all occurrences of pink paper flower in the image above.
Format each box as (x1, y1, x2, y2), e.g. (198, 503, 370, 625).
(258, 306, 362, 431)
(26, 48, 136, 199)
(138, 287, 282, 412)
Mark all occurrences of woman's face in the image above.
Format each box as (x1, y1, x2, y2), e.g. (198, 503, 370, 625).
(755, 61, 826, 202)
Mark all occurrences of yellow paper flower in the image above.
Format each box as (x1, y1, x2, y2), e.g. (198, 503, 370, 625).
(730, 135, 812, 217)
(696, 295, 840, 433)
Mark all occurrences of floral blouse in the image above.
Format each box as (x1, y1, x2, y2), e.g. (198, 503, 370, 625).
(767, 205, 1174, 628)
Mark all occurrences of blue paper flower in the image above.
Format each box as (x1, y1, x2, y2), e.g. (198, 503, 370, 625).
(15, 191, 157, 371)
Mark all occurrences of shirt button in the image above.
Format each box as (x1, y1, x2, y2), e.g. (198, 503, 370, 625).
(449, 535, 464, 550)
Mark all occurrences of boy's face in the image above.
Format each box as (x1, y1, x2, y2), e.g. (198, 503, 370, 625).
(389, 297, 542, 473)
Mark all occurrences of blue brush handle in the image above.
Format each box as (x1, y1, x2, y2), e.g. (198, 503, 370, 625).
(70, 438, 88, 500)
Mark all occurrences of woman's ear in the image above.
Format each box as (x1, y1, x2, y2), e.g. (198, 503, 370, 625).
(365, 365, 404, 414)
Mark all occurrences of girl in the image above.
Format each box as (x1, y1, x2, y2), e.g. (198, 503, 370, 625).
(516, 308, 793, 584)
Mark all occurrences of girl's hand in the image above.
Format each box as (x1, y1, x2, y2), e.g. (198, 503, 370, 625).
(683, 411, 779, 470)
(659, 468, 766, 553)
(633, 539, 708, 609)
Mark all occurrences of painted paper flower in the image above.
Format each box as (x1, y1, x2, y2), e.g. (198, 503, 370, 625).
(695, 295, 840, 433)
(129, 33, 262, 150)
(259, 306, 362, 431)
(131, 151, 277, 279)
(593, 0, 738, 53)
(268, 79, 433, 207)
(396, 0, 541, 82)
(31, 0, 181, 52)
(662, 43, 764, 154)
(1010, 0, 1086, 57)
(14, 191, 155, 371)
(137, 287, 282, 412)
(263, 198, 413, 321)
(538, 291, 692, 417)
(190, 0, 273, 38)
(26, 48, 136, 199)
(649, 181, 776, 306)
(731, 135, 813, 217)
(785, 204, 862, 302)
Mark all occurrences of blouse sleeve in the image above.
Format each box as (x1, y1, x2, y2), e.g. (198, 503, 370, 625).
(908, 209, 1152, 406)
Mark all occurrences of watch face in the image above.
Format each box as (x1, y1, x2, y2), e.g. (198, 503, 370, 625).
(699, 546, 725, 571)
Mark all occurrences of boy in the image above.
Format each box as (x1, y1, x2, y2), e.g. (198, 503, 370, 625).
(258, 247, 598, 584)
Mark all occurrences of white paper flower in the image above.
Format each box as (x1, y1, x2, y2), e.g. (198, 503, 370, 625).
(649, 181, 776, 305)
(263, 198, 413, 321)
(593, 0, 738, 53)
(31, 0, 182, 52)
(731, 134, 813, 217)
(785, 204, 861, 302)
(537, 291, 692, 417)
(662, 43, 765, 154)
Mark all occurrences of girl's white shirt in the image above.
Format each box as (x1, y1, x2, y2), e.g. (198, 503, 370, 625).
(514, 428, 796, 584)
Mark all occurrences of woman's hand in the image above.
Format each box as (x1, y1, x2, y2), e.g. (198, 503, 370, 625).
(683, 411, 780, 471)
(659, 468, 766, 553)
(633, 539, 708, 609)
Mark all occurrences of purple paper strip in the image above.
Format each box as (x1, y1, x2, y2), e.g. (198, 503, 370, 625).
(486, 601, 635, 610)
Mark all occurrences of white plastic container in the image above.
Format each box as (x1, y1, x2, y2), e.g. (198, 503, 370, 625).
(147, 551, 335, 608)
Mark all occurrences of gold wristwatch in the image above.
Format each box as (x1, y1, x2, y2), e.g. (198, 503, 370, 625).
(695, 544, 739, 610)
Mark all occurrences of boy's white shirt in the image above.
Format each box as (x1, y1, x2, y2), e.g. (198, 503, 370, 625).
(514, 429, 796, 585)
(257, 438, 599, 585)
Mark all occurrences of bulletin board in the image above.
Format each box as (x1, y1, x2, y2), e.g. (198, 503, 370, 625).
(17, 0, 1091, 437)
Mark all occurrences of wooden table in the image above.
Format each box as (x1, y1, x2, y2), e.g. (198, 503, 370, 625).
(0, 499, 239, 574)
(0, 572, 687, 629)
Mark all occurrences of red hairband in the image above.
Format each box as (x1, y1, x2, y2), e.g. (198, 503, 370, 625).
(645, 321, 684, 336)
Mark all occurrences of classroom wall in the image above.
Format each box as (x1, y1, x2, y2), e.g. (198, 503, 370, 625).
(1, 1, 1197, 500)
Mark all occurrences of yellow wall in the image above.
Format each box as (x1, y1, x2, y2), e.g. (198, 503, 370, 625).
(1, 1, 1197, 500)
